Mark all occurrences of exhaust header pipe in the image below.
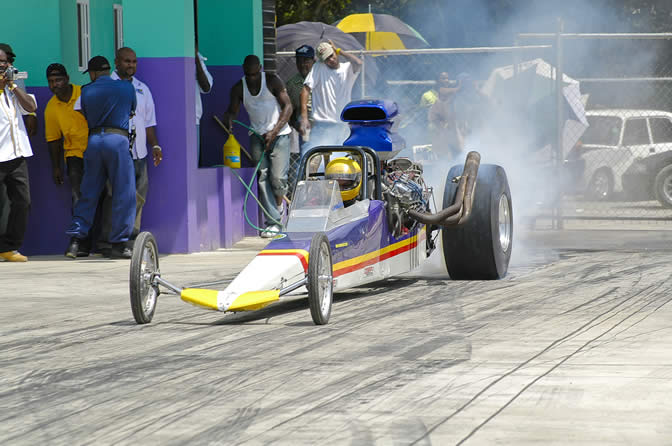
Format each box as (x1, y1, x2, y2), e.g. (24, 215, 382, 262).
(408, 151, 480, 227)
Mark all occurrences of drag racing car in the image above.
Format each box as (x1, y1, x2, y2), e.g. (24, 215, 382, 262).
(128, 99, 513, 325)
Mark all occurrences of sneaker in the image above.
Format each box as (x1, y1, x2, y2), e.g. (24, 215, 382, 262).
(109, 243, 132, 259)
(65, 237, 81, 259)
(0, 250, 27, 262)
(260, 225, 281, 238)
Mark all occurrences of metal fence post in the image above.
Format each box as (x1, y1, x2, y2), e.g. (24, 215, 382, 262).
(513, 37, 521, 77)
(360, 50, 366, 97)
(555, 18, 565, 230)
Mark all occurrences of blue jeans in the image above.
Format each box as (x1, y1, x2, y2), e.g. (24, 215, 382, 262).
(250, 134, 290, 227)
(67, 133, 136, 243)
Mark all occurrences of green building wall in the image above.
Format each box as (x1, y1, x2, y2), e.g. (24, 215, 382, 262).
(123, 0, 195, 57)
(6, 0, 264, 86)
(6, 1, 61, 87)
(6, 0, 267, 254)
(198, 0, 263, 66)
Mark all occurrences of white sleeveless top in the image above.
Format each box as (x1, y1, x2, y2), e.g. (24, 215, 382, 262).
(242, 73, 290, 136)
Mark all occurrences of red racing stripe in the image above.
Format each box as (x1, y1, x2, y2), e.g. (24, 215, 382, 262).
(333, 239, 418, 277)
(257, 251, 309, 272)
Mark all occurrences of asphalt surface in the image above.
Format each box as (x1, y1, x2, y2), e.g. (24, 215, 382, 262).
(2, 229, 672, 445)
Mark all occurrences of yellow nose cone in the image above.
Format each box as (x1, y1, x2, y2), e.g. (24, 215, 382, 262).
(228, 290, 280, 311)
(181, 288, 219, 310)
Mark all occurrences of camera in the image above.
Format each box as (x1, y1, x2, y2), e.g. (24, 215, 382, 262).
(1, 66, 28, 81)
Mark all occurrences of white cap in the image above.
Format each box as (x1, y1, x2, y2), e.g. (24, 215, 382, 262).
(316, 42, 335, 62)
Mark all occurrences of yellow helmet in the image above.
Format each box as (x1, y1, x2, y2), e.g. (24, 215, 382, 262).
(325, 157, 362, 202)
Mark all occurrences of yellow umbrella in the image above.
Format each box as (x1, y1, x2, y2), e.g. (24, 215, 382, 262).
(335, 13, 430, 50)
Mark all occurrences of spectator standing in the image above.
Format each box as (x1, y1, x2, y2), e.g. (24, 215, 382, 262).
(428, 85, 463, 161)
(0, 47, 37, 262)
(111, 47, 162, 239)
(223, 55, 292, 238)
(284, 44, 314, 190)
(44, 63, 93, 257)
(0, 43, 36, 239)
(66, 56, 136, 259)
(300, 41, 361, 153)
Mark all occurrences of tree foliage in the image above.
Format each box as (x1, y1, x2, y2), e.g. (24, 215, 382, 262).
(276, 0, 672, 43)
(276, 0, 352, 26)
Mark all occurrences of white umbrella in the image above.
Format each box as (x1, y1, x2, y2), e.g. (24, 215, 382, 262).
(482, 58, 589, 159)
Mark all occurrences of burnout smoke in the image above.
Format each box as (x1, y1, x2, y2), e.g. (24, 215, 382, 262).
(383, 0, 668, 275)
(276, 1, 668, 275)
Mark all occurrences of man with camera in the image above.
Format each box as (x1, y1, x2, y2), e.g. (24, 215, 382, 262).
(0, 46, 37, 262)
(0, 44, 37, 137)
(66, 56, 137, 260)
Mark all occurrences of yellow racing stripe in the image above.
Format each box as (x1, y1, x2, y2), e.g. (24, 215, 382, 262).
(333, 233, 419, 270)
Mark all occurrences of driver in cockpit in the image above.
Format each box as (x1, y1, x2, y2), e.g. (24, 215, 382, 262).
(325, 157, 362, 207)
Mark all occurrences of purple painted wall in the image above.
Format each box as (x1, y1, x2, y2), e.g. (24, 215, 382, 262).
(22, 87, 71, 256)
(20, 58, 259, 255)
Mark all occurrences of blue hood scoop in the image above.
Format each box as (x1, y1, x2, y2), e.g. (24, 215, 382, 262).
(341, 99, 405, 160)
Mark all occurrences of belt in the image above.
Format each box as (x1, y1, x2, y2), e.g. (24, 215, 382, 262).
(90, 127, 129, 137)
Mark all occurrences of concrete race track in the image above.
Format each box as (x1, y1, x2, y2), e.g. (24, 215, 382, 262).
(2, 230, 672, 445)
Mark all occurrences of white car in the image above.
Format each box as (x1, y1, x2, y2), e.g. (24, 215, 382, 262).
(566, 109, 672, 200)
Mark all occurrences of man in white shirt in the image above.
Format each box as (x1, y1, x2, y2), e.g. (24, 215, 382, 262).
(300, 40, 361, 154)
(112, 47, 162, 238)
(222, 55, 292, 238)
(0, 47, 37, 262)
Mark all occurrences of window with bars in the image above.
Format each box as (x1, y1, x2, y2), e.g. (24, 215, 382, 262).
(77, 0, 91, 71)
(114, 4, 123, 51)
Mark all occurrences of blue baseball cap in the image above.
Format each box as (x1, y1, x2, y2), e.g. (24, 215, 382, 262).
(295, 45, 315, 59)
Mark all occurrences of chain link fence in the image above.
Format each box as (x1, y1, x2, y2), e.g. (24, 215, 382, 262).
(279, 44, 554, 205)
(278, 33, 672, 228)
(516, 33, 672, 228)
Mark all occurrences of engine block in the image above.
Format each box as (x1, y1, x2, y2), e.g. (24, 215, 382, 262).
(382, 157, 433, 236)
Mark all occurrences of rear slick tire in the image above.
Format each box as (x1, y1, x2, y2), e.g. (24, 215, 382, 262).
(441, 164, 513, 280)
(129, 232, 160, 324)
(307, 232, 333, 325)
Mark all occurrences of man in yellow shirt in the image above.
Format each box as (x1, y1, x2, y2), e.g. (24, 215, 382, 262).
(44, 63, 91, 256)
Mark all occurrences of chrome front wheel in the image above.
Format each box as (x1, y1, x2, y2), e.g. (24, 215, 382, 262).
(307, 232, 333, 325)
(129, 232, 160, 324)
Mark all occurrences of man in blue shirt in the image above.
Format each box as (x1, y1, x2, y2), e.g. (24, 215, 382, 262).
(66, 56, 137, 259)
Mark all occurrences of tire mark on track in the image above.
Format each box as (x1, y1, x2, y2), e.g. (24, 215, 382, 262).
(454, 286, 672, 445)
(409, 276, 666, 445)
